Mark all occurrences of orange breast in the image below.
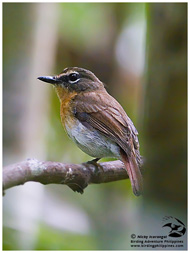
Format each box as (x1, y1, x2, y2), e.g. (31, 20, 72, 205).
(55, 86, 77, 128)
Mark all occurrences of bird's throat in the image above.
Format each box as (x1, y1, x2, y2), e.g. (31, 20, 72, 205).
(55, 86, 77, 127)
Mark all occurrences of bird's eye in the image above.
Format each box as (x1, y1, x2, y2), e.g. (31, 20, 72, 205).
(68, 73, 80, 83)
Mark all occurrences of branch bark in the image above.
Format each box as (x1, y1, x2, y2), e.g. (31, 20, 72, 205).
(3, 159, 132, 194)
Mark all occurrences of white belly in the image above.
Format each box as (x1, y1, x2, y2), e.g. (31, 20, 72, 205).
(65, 118, 120, 158)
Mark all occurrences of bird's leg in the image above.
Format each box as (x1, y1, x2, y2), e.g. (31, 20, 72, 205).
(86, 158, 104, 173)
(87, 158, 100, 164)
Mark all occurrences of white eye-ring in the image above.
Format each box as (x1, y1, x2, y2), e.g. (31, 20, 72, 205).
(68, 72, 80, 84)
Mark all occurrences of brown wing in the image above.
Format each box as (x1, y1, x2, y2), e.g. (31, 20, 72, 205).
(74, 90, 143, 196)
(73, 90, 140, 161)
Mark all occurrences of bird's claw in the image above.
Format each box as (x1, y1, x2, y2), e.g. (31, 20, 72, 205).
(86, 158, 103, 173)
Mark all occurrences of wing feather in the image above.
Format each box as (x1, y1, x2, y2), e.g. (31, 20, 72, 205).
(73, 90, 140, 161)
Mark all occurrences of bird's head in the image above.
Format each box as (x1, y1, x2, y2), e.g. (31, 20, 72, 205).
(38, 67, 104, 94)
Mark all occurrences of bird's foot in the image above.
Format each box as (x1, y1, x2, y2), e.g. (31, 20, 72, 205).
(86, 158, 103, 173)
(87, 158, 100, 164)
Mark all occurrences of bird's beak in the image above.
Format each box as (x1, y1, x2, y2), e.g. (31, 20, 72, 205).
(37, 76, 60, 85)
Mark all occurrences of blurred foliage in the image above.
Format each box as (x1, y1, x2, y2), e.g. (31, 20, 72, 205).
(144, 3, 187, 206)
(3, 227, 21, 250)
(35, 224, 97, 250)
(3, 2, 187, 250)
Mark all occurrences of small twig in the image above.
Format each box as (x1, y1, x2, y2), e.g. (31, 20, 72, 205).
(3, 158, 130, 194)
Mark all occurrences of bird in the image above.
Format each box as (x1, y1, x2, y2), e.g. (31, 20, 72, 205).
(162, 217, 186, 237)
(162, 223, 184, 237)
(38, 67, 143, 196)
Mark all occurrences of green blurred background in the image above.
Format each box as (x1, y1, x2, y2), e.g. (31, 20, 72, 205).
(3, 3, 187, 250)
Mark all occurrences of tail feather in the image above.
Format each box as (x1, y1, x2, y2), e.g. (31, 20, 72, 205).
(121, 151, 143, 196)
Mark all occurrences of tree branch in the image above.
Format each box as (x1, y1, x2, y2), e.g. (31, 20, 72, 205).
(3, 158, 131, 194)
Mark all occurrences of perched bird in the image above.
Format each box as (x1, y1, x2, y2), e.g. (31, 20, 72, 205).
(38, 67, 143, 196)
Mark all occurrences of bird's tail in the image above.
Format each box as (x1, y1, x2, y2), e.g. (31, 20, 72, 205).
(120, 150, 143, 196)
